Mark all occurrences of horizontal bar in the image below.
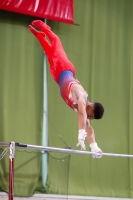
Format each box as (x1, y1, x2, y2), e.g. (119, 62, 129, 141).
(0, 142, 10, 147)
(15, 142, 133, 158)
(1, 142, 133, 158)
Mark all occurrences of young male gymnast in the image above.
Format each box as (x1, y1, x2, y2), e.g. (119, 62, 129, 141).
(29, 20, 104, 158)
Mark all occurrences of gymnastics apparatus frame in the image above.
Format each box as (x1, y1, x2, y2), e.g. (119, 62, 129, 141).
(0, 141, 133, 200)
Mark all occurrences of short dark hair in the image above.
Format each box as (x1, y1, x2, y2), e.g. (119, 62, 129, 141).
(94, 102, 104, 119)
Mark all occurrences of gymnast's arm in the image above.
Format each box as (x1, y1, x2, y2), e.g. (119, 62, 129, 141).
(76, 95, 88, 150)
(77, 95, 87, 130)
(85, 119, 96, 144)
(86, 119, 103, 158)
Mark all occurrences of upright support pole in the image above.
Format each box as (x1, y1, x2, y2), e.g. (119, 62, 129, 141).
(9, 142, 15, 200)
(42, 18, 48, 187)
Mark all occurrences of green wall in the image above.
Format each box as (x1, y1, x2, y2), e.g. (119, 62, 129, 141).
(0, 10, 44, 196)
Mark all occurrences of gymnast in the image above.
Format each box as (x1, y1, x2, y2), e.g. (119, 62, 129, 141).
(29, 20, 104, 158)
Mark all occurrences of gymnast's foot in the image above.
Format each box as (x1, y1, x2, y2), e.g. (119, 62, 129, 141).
(32, 20, 51, 32)
(29, 25, 46, 38)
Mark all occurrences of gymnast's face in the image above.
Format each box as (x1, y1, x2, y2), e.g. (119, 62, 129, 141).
(86, 103, 95, 120)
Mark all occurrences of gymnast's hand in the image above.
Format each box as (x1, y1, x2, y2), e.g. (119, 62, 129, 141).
(76, 129, 87, 151)
(90, 142, 103, 158)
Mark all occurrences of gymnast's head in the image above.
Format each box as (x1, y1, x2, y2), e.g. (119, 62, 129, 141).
(86, 102, 104, 120)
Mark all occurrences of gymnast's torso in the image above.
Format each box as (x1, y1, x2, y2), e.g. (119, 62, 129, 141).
(58, 70, 88, 111)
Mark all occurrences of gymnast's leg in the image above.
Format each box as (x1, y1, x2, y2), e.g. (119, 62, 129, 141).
(31, 20, 68, 58)
(29, 20, 76, 82)
(29, 25, 53, 64)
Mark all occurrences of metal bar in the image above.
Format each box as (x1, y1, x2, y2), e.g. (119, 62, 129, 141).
(15, 143, 133, 158)
(42, 24, 48, 187)
(0, 142, 10, 147)
(9, 157, 14, 200)
(9, 142, 15, 200)
(1, 142, 133, 158)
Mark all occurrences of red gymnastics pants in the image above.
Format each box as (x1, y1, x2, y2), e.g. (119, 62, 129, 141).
(29, 20, 76, 83)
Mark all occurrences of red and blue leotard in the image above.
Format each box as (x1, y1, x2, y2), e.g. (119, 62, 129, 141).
(58, 70, 80, 111)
